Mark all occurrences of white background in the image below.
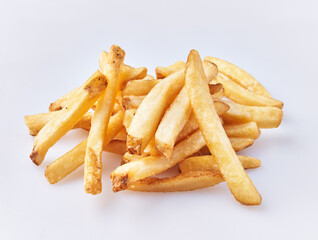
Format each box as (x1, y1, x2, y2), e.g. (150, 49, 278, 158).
(1, 0, 317, 239)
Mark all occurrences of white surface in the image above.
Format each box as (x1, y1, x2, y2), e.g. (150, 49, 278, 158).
(1, 0, 317, 239)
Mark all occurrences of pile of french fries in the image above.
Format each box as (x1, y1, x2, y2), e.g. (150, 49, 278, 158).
(25, 45, 283, 205)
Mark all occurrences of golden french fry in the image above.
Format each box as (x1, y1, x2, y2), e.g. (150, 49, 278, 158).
(122, 152, 148, 164)
(103, 140, 126, 156)
(127, 71, 185, 155)
(30, 70, 107, 166)
(143, 136, 161, 156)
(156, 61, 186, 79)
(114, 129, 127, 141)
(49, 87, 79, 111)
(209, 83, 224, 99)
(84, 45, 125, 195)
(122, 78, 159, 96)
(185, 50, 261, 205)
(205, 56, 271, 98)
(45, 111, 124, 184)
(128, 171, 223, 192)
(111, 129, 206, 192)
(123, 108, 136, 130)
(222, 100, 283, 128)
(215, 73, 283, 108)
(179, 155, 261, 173)
(230, 138, 255, 151)
(99, 51, 147, 84)
(122, 95, 145, 110)
(224, 122, 260, 139)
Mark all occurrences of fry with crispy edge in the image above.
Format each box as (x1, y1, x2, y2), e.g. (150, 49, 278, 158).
(122, 77, 158, 96)
(84, 46, 125, 194)
(127, 70, 185, 154)
(111, 129, 206, 192)
(185, 50, 261, 205)
(205, 56, 271, 98)
(45, 111, 124, 184)
(214, 73, 283, 108)
(30, 70, 107, 166)
(156, 61, 186, 79)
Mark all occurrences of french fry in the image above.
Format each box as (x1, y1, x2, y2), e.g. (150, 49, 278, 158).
(122, 95, 145, 110)
(45, 110, 124, 184)
(128, 171, 223, 192)
(179, 155, 261, 173)
(123, 109, 136, 130)
(122, 78, 159, 96)
(30, 70, 107, 166)
(230, 138, 255, 151)
(111, 129, 206, 192)
(156, 61, 186, 79)
(209, 83, 224, 99)
(49, 87, 79, 111)
(99, 51, 147, 84)
(215, 73, 283, 108)
(127, 70, 185, 154)
(114, 129, 127, 141)
(222, 100, 283, 128)
(103, 140, 126, 156)
(224, 122, 260, 139)
(122, 152, 148, 164)
(84, 45, 125, 194)
(143, 137, 161, 156)
(205, 56, 272, 98)
(185, 50, 261, 205)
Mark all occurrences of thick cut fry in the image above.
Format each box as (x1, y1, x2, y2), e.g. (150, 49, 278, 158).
(205, 56, 271, 98)
(185, 50, 261, 205)
(45, 111, 124, 184)
(30, 70, 107, 166)
(127, 71, 185, 154)
(122, 79, 159, 96)
(215, 73, 283, 108)
(224, 122, 260, 139)
(128, 171, 223, 192)
(111, 129, 206, 191)
(156, 61, 186, 79)
(179, 155, 261, 173)
(222, 100, 283, 128)
(99, 51, 147, 83)
(84, 45, 125, 195)
(122, 95, 145, 110)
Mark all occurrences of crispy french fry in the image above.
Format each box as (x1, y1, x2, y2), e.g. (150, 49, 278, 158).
(205, 56, 271, 98)
(122, 152, 148, 164)
(185, 50, 261, 205)
(215, 73, 283, 108)
(84, 45, 125, 194)
(111, 129, 206, 192)
(128, 171, 223, 192)
(103, 140, 126, 156)
(156, 61, 186, 79)
(222, 100, 283, 128)
(230, 138, 255, 151)
(99, 51, 147, 84)
(122, 78, 159, 96)
(127, 70, 185, 154)
(30, 70, 107, 166)
(122, 95, 145, 110)
(224, 122, 260, 139)
(179, 155, 261, 173)
(45, 111, 124, 184)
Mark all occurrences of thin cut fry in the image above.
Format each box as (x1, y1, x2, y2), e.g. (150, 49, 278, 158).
(49, 87, 79, 111)
(103, 140, 126, 156)
(156, 61, 186, 79)
(222, 100, 283, 128)
(230, 138, 255, 151)
(122, 78, 159, 96)
(224, 122, 260, 139)
(30, 70, 107, 166)
(45, 111, 124, 184)
(185, 50, 261, 205)
(84, 45, 125, 194)
(128, 171, 223, 192)
(179, 155, 261, 173)
(127, 70, 185, 154)
(122, 95, 145, 110)
(205, 56, 271, 98)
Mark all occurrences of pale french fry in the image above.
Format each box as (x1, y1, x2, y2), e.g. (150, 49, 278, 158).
(179, 155, 261, 173)
(156, 61, 186, 79)
(122, 95, 145, 110)
(128, 171, 223, 192)
(127, 70, 185, 154)
(114, 129, 127, 141)
(222, 100, 283, 128)
(215, 73, 283, 108)
(224, 122, 260, 139)
(122, 78, 159, 96)
(111, 129, 206, 192)
(45, 111, 124, 184)
(99, 51, 147, 83)
(230, 138, 255, 151)
(185, 50, 261, 205)
(30, 71, 107, 166)
(84, 45, 125, 195)
(122, 152, 148, 164)
(123, 109, 136, 130)
(205, 56, 271, 98)
(209, 83, 224, 99)
(143, 137, 161, 156)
